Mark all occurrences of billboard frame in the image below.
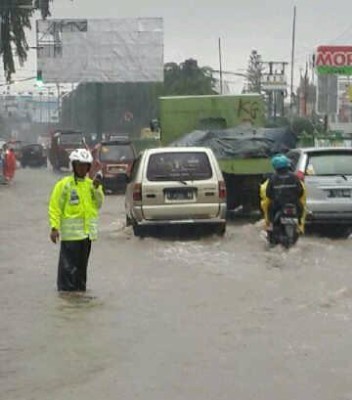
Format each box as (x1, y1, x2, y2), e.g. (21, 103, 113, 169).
(36, 17, 164, 84)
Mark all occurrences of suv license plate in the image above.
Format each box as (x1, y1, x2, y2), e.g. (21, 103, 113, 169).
(328, 189, 351, 198)
(166, 189, 194, 200)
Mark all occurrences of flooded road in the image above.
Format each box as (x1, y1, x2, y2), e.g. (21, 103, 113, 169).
(1, 168, 352, 400)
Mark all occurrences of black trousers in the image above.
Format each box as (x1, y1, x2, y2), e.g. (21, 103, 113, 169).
(57, 238, 92, 292)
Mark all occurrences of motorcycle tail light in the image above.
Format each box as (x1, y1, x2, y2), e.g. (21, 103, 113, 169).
(296, 170, 305, 181)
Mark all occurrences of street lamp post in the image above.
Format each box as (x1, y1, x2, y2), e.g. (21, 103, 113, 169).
(39, 92, 43, 124)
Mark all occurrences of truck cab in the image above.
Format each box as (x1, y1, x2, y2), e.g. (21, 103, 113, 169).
(48, 130, 86, 170)
(91, 138, 137, 194)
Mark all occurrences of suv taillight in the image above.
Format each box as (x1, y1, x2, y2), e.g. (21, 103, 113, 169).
(133, 183, 142, 201)
(218, 181, 227, 200)
(296, 170, 305, 181)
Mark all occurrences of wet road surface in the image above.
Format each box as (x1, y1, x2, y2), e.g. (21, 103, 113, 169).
(1, 168, 352, 400)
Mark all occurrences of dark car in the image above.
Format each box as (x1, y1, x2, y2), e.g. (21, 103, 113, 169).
(21, 144, 47, 168)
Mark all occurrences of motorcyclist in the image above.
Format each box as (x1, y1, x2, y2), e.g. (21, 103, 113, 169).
(48, 148, 104, 292)
(260, 154, 306, 234)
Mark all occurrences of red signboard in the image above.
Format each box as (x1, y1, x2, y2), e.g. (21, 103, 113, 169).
(316, 46, 352, 74)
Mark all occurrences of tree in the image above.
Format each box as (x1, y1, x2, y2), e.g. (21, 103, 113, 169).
(163, 59, 217, 96)
(245, 50, 263, 93)
(291, 116, 323, 136)
(0, 0, 52, 82)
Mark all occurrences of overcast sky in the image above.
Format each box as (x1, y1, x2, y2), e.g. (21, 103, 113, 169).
(3, 0, 352, 92)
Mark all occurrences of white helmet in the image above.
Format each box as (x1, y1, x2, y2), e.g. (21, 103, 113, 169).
(69, 148, 93, 164)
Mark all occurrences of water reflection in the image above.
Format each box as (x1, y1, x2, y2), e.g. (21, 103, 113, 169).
(56, 291, 103, 312)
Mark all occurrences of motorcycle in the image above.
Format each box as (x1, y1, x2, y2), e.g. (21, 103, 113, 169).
(267, 203, 300, 249)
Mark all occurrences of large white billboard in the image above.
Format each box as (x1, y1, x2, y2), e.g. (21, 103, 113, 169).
(36, 18, 164, 83)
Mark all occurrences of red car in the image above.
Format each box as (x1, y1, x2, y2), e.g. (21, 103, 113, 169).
(48, 130, 85, 171)
(91, 139, 137, 194)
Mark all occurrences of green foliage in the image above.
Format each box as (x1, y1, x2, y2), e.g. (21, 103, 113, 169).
(162, 59, 217, 95)
(291, 116, 323, 135)
(0, 0, 52, 82)
(245, 50, 263, 93)
(264, 116, 325, 137)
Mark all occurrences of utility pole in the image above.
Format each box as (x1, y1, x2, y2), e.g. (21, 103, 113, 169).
(303, 62, 308, 117)
(290, 5, 297, 115)
(218, 38, 223, 95)
(39, 92, 43, 124)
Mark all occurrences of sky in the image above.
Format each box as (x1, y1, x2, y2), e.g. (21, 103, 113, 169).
(3, 0, 352, 93)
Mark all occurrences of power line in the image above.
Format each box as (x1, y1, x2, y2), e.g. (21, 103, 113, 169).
(328, 22, 352, 44)
(212, 69, 247, 77)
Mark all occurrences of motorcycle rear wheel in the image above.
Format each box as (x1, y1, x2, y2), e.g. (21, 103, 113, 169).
(282, 224, 299, 248)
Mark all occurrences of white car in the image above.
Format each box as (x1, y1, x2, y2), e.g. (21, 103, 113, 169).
(287, 147, 352, 237)
(125, 147, 227, 237)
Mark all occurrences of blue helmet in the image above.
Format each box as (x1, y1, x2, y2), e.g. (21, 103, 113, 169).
(271, 154, 290, 170)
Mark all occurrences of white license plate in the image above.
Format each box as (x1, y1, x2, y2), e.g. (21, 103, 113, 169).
(328, 189, 351, 198)
(109, 168, 126, 173)
(280, 217, 298, 224)
(166, 189, 194, 200)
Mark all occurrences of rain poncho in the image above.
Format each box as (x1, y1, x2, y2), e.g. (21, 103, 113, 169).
(3, 149, 16, 182)
(49, 176, 104, 241)
(260, 178, 307, 233)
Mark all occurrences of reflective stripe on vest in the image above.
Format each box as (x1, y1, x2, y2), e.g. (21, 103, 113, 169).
(88, 218, 98, 240)
(60, 217, 99, 241)
(61, 218, 86, 241)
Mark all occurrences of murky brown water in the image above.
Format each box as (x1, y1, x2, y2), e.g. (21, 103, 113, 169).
(1, 168, 352, 400)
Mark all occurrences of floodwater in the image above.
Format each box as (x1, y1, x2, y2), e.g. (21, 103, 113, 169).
(1, 168, 352, 400)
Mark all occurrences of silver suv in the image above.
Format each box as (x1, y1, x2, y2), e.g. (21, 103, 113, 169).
(125, 147, 227, 237)
(287, 147, 352, 237)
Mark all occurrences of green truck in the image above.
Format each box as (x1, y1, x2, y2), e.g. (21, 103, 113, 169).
(158, 94, 271, 214)
(159, 94, 266, 144)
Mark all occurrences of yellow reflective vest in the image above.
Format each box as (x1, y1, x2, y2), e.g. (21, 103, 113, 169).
(49, 176, 104, 241)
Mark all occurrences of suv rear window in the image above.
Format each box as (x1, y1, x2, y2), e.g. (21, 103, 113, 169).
(307, 151, 352, 176)
(147, 152, 212, 181)
(24, 145, 43, 152)
(99, 144, 134, 162)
